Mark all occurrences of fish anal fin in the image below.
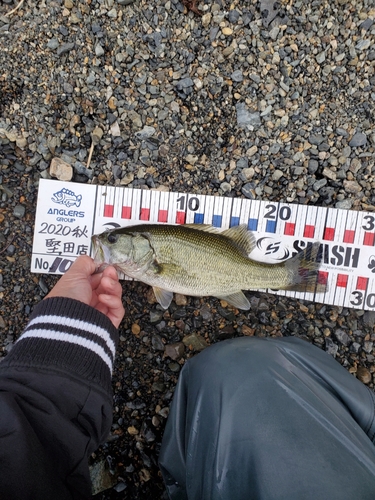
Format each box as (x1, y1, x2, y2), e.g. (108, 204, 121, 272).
(216, 291, 250, 310)
(153, 287, 174, 309)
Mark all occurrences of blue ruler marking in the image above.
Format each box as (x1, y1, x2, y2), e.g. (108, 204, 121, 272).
(194, 213, 204, 224)
(230, 216, 240, 227)
(266, 220, 277, 233)
(212, 214, 222, 227)
(248, 218, 258, 231)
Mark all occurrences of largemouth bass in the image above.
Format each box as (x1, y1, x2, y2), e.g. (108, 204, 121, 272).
(91, 223, 326, 310)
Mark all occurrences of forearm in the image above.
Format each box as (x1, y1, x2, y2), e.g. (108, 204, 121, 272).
(0, 297, 118, 499)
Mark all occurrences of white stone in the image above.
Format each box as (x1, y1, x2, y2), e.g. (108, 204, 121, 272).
(50, 157, 73, 181)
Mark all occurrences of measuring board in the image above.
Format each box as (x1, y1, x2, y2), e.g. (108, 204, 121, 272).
(32, 179, 375, 311)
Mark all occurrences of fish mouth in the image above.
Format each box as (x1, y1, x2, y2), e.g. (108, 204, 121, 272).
(91, 235, 111, 272)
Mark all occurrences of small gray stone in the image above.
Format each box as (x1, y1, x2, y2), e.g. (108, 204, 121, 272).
(308, 159, 319, 174)
(228, 10, 240, 23)
(334, 329, 351, 346)
(151, 335, 165, 351)
(87, 73, 96, 84)
(313, 178, 327, 191)
(47, 38, 59, 50)
(13, 204, 25, 218)
(325, 338, 338, 357)
(241, 183, 255, 199)
(360, 18, 373, 31)
(316, 51, 326, 64)
(150, 310, 164, 324)
(39, 278, 49, 295)
(309, 134, 325, 145)
(74, 161, 93, 179)
(363, 341, 374, 354)
(107, 8, 117, 18)
(260, 0, 281, 27)
(236, 103, 261, 129)
(363, 311, 375, 327)
(349, 132, 367, 147)
(182, 333, 208, 351)
(220, 182, 231, 193)
(350, 342, 361, 354)
(341, 146, 352, 158)
(336, 128, 348, 137)
(236, 157, 248, 169)
(95, 43, 104, 56)
(175, 77, 194, 89)
(335, 199, 353, 209)
(231, 70, 243, 82)
(56, 42, 75, 56)
(135, 126, 155, 140)
(355, 39, 371, 51)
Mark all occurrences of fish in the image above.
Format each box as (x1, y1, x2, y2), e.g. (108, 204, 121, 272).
(91, 223, 326, 310)
(51, 188, 82, 208)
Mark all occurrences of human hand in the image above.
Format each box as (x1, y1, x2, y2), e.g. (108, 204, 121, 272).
(45, 255, 125, 328)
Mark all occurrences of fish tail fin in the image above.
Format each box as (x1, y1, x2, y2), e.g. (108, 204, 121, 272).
(284, 242, 327, 294)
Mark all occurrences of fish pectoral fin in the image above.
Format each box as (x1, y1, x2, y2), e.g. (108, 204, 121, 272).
(216, 291, 250, 310)
(220, 224, 256, 256)
(153, 287, 174, 309)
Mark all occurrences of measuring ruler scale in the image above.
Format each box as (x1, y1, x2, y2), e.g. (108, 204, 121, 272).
(32, 179, 375, 311)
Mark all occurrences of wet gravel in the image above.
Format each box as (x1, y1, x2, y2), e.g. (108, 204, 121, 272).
(1, 0, 375, 498)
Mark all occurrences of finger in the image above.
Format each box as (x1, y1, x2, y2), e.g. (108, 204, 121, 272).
(102, 266, 120, 282)
(98, 276, 123, 298)
(89, 272, 104, 290)
(98, 294, 125, 328)
(68, 255, 96, 278)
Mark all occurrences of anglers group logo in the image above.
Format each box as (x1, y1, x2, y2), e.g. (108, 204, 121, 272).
(51, 188, 82, 208)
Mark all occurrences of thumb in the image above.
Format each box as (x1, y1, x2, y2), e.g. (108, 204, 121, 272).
(66, 255, 96, 278)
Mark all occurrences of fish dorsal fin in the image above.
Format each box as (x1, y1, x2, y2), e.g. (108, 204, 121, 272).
(216, 291, 250, 310)
(153, 287, 174, 309)
(221, 224, 256, 256)
(184, 224, 220, 233)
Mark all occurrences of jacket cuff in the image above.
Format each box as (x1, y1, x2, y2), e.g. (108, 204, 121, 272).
(0, 297, 119, 392)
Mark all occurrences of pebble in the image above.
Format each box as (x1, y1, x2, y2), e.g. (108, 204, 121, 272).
(151, 335, 164, 351)
(349, 132, 367, 147)
(165, 342, 185, 361)
(325, 338, 338, 358)
(356, 366, 372, 384)
(241, 183, 255, 199)
(182, 333, 208, 351)
(343, 180, 362, 194)
(231, 70, 243, 83)
(334, 329, 351, 346)
(135, 126, 155, 140)
(49, 157, 73, 181)
(236, 103, 261, 129)
(272, 169, 283, 181)
(56, 42, 75, 56)
(95, 43, 104, 57)
(13, 204, 25, 218)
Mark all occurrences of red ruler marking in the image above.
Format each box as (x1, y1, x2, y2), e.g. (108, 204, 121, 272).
(303, 225, 315, 238)
(284, 223, 295, 236)
(323, 227, 335, 240)
(122, 206, 131, 219)
(343, 229, 355, 244)
(337, 274, 348, 287)
(104, 204, 114, 217)
(140, 208, 150, 221)
(158, 210, 168, 223)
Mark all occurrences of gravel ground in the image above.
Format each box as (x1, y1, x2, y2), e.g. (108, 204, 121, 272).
(1, 0, 375, 498)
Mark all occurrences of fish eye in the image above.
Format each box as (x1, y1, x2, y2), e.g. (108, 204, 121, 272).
(107, 233, 119, 244)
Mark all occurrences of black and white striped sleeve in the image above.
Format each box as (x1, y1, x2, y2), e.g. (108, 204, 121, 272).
(2, 297, 119, 393)
(0, 297, 120, 498)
